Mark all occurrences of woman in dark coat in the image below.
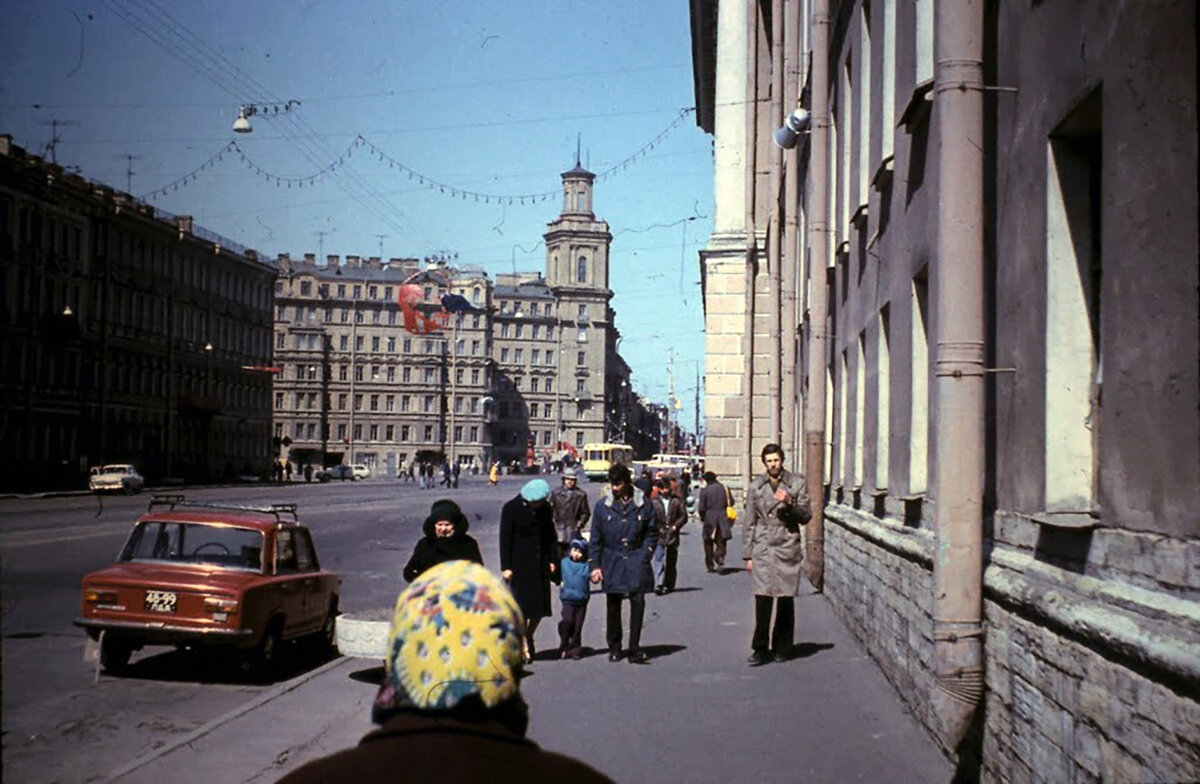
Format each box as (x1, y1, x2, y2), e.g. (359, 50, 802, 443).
(402, 499, 483, 582)
(499, 479, 558, 662)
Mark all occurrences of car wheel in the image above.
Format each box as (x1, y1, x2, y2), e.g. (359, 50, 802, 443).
(100, 635, 132, 673)
(316, 602, 338, 656)
(249, 621, 282, 681)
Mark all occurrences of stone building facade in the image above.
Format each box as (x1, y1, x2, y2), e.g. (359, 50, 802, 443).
(271, 254, 495, 474)
(690, 1, 1198, 781)
(0, 135, 276, 489)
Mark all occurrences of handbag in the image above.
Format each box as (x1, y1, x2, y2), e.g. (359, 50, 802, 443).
(724, 486, 738, 522)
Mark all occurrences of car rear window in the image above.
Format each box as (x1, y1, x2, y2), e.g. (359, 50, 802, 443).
(120, 521, 264, 571)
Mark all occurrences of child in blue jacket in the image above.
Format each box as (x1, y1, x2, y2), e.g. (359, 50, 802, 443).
(557, 538, 592, 659)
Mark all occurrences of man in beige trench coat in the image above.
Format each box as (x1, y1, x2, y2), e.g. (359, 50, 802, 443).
(743, 443, 812, 666)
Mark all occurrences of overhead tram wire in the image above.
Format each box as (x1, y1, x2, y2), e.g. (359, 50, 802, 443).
(107, 0, 427, 248)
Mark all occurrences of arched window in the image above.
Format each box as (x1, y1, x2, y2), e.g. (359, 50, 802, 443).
(577, 256, 587, 283)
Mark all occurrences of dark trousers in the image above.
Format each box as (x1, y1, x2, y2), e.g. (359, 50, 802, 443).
(751, 595, 794, 654)
(557, 601, 588, 655)
(702, 532, 728, 571)
(605, 592, 646, 653)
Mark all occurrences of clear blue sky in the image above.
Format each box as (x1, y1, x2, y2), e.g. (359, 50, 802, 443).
(0, 0, 712, 432)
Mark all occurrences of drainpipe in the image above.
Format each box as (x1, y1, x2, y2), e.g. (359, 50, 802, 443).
(781, 0, 800, 461)
(767, 0, 785, 445)
(931, 0, 986, 752)
(741, 0, 760, 497)
(803, 0, 830, 591)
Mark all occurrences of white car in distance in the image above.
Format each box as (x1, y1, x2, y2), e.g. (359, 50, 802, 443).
(89, 464, 145, 494)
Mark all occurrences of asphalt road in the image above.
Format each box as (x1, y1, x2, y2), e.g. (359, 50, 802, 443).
(0, 474, 515, 784)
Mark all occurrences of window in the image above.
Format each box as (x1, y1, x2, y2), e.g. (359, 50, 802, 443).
(401, 425, 410, 441)
(276, 305, 287, 321)
(340, 336, 348, 351)
(515, 324, 524, 339)
(472, 340, 480, 356)
(403, 338, 412, 353)
(530, 303, 539, 316)
(575, 431, 584, 448)
(337, 424, 347, 440)
(470, 426, 478, 443)
(403, 366, 412, 383)
(424, 340, 434, 354)
(546, 350, 555, 365)
(340, 309, 349, 323)
(530, 402, 539, 418)
(339, 365, 348, 381)
(577, 328, 587, 342)
(372, 336, 380, 352)
(424, 286, 432, 300)
(274, 392, 284, 409)
(384, 286, 392, 300)
(1045, 93, 1102, 516)
(502, 323, 510, 338)
(387, 366, 396, 382)
(577, 304, 587, 318)
(424, 367, 435, 383)
(471, 369, 480, 384)
(576, 379, 585, 393)
(424, 425, 434, 441)
(338, 393, 348, 410)
(515, 348, 524, 363)
(543, 430, 552, 446)
(354, 394, 364, 411)
(353, 424, 363, 440)
(546, 326, 554, 341)
(454, 426, 463, 442)
(386, 395, 395, 412)
(355, 335, 364, 351)
(455, 369, 464, 384)
(424, 395, 435, 413)
(577, 350, 586, 366)
(276, 333, 285, 349)
(402, 395, 411, 411)
(532, 325, 541, 340)
(370, 394, 379, 412)
(577, 256, 587, 283)
(909, 270, 929, 496)
(454, 396, 463, 413)
(306, 422, 316, 439)
(472, 314, 480, 328)
(368, 285, 378, 299)
(501, 348, 510, 363)
(369, 424, 379, 441)
(337, 284, 346, 297)
(470, 397, 479, 413)
(387, 336, 396, 352)
(300, 281, 311, 295)
(354, 365, 364, 382)
(532, 349, 541, 364)
(385, 424, 395, 441)
(294, 422, 304, 438)
(355, 310, 364, 324)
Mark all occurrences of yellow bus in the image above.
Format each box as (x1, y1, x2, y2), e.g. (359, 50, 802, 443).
(581, 443, 633, 481)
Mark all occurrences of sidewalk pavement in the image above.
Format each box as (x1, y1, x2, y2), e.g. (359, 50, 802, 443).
(107, 531, 952, 783)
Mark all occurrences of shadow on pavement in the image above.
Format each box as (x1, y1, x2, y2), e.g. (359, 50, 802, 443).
(787, 642, 834, 660)
(716, 566, 744, 575)
(637, 643, 687, 660)
(349, 664, 386, 685)
(108, 638, 338, 685)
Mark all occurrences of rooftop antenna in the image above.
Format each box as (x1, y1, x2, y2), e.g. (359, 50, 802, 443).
(117, 153, 141, 192)
(575, 133, 581, 168)
(374, 234, 388, 258)
(40, 118, 79, 164)
(314, 230, 330, 262)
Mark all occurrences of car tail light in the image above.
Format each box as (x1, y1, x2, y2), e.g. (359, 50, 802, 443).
(204, 596, 239, 615)
(84, 589, 119, 605)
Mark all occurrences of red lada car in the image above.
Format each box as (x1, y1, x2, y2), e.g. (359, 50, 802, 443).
(75, 495, 340, 676)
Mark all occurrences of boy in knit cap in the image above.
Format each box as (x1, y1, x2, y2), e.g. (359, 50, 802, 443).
(279, 561, 613, 783)
(557, 537, 593, 659)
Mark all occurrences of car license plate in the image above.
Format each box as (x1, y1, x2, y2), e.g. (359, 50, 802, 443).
(145, 590, 177, 613)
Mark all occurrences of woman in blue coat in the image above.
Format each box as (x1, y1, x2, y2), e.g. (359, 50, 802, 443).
(588, 463, 658, 664)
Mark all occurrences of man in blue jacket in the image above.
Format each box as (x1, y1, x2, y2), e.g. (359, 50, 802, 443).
(588, 463, 658, 664)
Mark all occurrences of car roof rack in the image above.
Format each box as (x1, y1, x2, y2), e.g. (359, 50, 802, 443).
(147, 495, 300, 525)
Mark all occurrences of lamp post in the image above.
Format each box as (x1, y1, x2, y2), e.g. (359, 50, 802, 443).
(204, 341, 214, 479)
(448, 314, 460, 465)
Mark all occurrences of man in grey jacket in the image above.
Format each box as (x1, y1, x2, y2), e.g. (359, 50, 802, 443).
(550, 469, 590, 561)
(743, 443, 811, 666)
